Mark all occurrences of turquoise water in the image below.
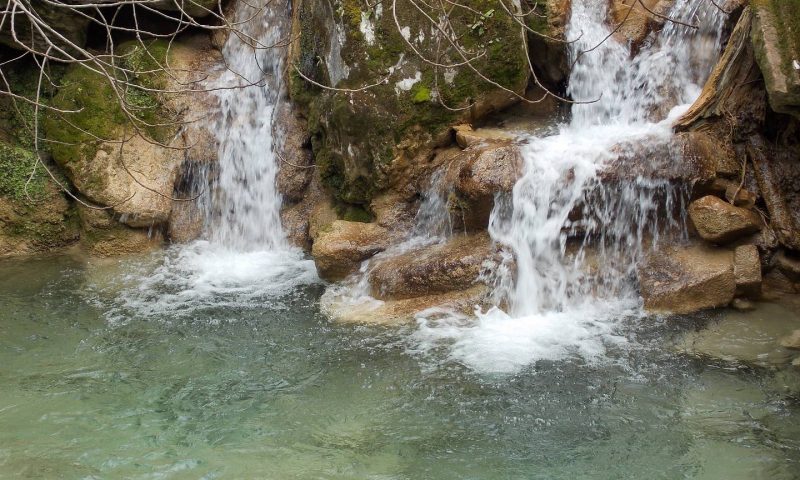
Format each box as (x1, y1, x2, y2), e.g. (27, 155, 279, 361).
(1, 253, 799, 479)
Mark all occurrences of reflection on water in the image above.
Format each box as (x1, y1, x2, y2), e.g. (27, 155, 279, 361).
(0, 253, 799, 479)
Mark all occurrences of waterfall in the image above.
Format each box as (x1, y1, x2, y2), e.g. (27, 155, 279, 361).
(208, 0, 290, 251)
(111, 0, 318, 319)
(412, 0, 727, 372)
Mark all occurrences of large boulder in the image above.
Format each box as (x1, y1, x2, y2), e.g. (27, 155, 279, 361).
(688, 195, 761, 244)
(751, 1, 800, 119)
(638, 244, 735, 314)
(368, 232, 495, 300)
(311, 220, 390, 281)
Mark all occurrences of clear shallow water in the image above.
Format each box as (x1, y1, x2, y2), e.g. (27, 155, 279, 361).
(1, 253, 799, 479)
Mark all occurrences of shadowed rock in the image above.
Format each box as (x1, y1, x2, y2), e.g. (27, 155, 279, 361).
(733, 244, 762, 298)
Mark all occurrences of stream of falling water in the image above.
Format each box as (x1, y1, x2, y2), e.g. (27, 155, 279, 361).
(412, 0, 727, 373)
(108, 0, 317, 319)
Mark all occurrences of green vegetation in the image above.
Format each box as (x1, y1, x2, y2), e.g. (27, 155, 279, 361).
(0, 143, 47, 201)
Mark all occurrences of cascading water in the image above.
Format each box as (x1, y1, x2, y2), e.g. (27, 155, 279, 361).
(108, 0, 317, 319)
(412, 0, 727, 373)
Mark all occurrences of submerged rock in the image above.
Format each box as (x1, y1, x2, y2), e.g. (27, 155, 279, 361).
(688, 195, 761, 244)
(781, 329, 800, 350)
(311, 221, 390, 281)
(638, 244, 735, 314)
(677, 302, 800, 366)
(368, 233, 495, 300)
(322, 285, 489, 324)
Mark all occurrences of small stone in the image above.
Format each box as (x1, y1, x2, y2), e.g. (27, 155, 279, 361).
(793, 357, 800, 368)
(688, 195, 762, 244)
(733, 245, 762, 298)
(732, 298, 756, 311)
(780, 329, 800, 350)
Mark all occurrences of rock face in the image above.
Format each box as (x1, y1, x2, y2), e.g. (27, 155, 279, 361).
(688, 195, 761, 244)
(288, 0, 531, 208)
(368, 233, 495, 300)
(733, 244, 762, 298)
(311, 221, 390, 281)
(751, 1, 800, 119)
(638, 244, 735, 314)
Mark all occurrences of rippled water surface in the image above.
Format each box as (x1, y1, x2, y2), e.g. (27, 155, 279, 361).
(1, 253, 799, 479)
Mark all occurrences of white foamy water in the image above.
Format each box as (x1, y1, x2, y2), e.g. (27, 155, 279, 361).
(412, 0, 727, 373)
(109, 0, 317, 316)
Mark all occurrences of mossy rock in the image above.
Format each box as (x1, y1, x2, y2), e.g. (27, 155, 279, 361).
(290, 0, 531, 206)
(44, 40, 177, 197)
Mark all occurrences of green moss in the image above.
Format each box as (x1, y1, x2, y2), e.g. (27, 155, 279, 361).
(412, 85, 432, 103)
(763, 0, 800, 78)
(0, 143, 48, 201)
(44, 40, 174, 171)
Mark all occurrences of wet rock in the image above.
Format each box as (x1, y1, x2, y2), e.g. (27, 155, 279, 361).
(322, 285, 489, 324)
(751, 2, 800, 119)
(280, 176, 330, 251)
(311, 221, 390, 281)
(0, 183, 79, 257)
(77, 205, 163, 257)
(167, 200, 205, 243)
(453, 125, 515, 149)
(781, 330, 800, 350)
(731, 298, 756, 311)
(368, 233, 495, 300)
(688, 195, 761, 244)
(794, 357, 800, 368)
(638, 244, 735, 314)
(527, 0, 572, 90)
(446, 144, 522, 231)
(275, 103, 314, 202)
(609, 0, 675, 50)
(677, 302, 800, 366)
(733, 245, 761, 298)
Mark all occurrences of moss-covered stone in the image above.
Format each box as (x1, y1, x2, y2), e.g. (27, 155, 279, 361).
(44, 40, 175, 177)
(290, 0, 531, 206)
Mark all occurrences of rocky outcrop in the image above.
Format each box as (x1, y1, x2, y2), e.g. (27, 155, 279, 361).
(751, 1, 800, 119)
(368, 233, 495, 299)
(688, 195, 761, 244)
(76, 205, 163, 257)
(638, 244, 735, 313)
(311, 220, 390, 280)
